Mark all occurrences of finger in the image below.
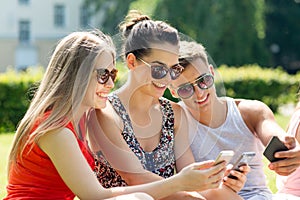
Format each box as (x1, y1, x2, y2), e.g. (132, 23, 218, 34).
(208, 170, 225, 184)
(208, 162, 227, 175)
(283, 136, 296, 149)
(223, 182, 238, 193)
(273, 164, 298, 175)
(275, 149, 298, 158)
(192, 160, 215, 170)
(239, 165, 250, 174)
(271, 157, 300, 169)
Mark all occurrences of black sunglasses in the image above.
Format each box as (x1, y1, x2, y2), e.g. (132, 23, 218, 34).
(176, 73, 214, 99)
(138, 57, 184, 80)
(95, 68, 118, 84)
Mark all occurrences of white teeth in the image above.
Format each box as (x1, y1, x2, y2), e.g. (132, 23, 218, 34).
(152, 81, 166, 88)
(97, 92, 108, 98)
(196, 96, 207, 103)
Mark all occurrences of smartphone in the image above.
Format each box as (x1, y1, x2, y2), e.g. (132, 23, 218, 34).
(227, 151, 256, 179)
(263, 136, 289, 162)
(214, 150, 234, 165)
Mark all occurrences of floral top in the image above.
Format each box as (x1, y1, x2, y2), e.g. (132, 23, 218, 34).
(94, 151, 127, 188)
(108, 94, 176, 178)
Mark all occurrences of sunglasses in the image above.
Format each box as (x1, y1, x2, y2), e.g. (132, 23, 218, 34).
(176, 73, 214, 99)
(95, 68, 118, 84)
(138, 57, 184, 80)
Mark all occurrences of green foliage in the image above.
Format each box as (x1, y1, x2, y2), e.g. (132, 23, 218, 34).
(84, 0, 137, 34)
(154, 0, 271, 67)
(0, 67, 43, 132)
(216, 65, 300, 111)
(265, 0, 300, 73)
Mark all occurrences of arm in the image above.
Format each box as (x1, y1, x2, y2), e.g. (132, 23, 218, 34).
(39, 129, 227, 199)
(238, 99, 300, 176)
(91, 105, 209, 199)
(172, 102, 195, 171)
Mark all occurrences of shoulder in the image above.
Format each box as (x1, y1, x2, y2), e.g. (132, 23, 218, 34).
(235, 98, 272, 115)
(38, 127, 78, 154)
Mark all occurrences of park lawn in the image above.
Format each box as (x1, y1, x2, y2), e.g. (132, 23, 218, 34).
(0, 114, 289, 198)
(0, 133, 13, 198)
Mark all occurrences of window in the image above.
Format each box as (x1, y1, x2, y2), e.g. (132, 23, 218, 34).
(80, 5, 91, 28)
(54, 4, 65, 27)
(19, 0, 29, 5)
(19, 20, 30, 43)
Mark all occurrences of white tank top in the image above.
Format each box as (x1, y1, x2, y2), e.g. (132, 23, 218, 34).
(179, 97, 272, 199)
(276, 109, 300, 197)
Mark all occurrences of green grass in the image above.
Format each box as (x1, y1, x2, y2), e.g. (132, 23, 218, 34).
(0, 114, 290, 198)
(0, 133, 14, 198)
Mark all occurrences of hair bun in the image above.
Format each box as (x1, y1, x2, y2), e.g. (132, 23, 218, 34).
(120, 10, 151, 37)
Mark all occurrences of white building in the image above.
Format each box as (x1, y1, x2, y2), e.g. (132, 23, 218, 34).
(0, 0, 103, 72)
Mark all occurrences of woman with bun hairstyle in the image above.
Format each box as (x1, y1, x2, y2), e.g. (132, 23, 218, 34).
(4, 29, 228, 200)
(89, 10, 246, 199)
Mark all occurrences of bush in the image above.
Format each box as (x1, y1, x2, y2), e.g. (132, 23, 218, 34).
(0, 67, 43, 133)
(216, 65, 299, 112)
(1, 64, 299, 132)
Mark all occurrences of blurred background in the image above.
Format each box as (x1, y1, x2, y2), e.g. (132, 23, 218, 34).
(0, 0, 299, 73)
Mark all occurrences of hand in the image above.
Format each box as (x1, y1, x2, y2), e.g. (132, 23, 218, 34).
(222, 165, 250, 192)
(176, 160, 227, 192)
(269, 136, 300, 176)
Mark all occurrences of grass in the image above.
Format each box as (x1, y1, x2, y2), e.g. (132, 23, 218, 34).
(0, 133, 13, 198)
(0, 113, 290, 198)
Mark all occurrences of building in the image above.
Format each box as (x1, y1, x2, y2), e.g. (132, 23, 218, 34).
(0, 0, 103, 72)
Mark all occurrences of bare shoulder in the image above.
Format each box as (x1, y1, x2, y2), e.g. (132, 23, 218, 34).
(235, 98, 272, 115)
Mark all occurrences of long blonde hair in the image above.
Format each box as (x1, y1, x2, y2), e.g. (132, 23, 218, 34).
(7, 30, 115, 175)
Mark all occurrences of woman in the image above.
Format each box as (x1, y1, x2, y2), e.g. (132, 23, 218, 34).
(4, 30, 226, 200)
(90, 10, 246, 199)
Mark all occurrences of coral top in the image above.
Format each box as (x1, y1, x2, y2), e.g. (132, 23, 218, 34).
(4, 119, 95, 200)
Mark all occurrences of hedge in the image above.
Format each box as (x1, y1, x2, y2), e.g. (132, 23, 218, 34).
(1, 65, 299, 133)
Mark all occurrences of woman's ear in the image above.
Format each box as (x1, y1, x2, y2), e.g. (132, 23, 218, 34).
(126, 53, 137, 70)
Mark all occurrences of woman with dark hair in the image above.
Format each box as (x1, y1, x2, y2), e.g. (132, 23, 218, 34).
(90, 10, 246, 199)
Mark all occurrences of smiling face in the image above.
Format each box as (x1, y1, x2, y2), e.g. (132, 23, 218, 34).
(172, 57, 217, 114)
(83, 50, 116, 110)
(133, 45, 181, 98)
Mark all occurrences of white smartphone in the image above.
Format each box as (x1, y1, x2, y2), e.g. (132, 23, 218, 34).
(214, 150, 234, 165)
(228, 151, 256, 179)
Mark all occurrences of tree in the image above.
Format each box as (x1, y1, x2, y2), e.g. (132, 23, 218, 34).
(265, 0, 300, 73)
(154, 0, 270, 67)
(84, 0, 137, 34)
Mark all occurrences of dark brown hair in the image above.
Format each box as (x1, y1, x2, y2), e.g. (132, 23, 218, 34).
(119, 10, 179, 59)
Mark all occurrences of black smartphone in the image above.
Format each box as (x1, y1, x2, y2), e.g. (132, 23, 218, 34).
(227, 151, 256, 179)
(263, 136, 289, 162)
